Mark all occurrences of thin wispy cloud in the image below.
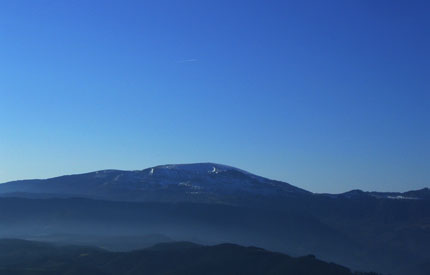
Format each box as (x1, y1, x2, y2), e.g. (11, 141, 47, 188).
(177, 58, 198, 63)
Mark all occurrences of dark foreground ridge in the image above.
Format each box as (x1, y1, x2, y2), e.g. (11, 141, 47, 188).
(0, 239, 375, 275)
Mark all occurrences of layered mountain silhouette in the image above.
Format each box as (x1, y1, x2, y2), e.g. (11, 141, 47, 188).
(0, 239, 374, 275)
(0, 163, 428, 275)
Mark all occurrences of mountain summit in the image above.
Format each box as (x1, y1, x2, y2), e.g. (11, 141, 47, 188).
(0, 163, 310, 202)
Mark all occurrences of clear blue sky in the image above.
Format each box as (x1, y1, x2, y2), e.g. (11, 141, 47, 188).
(0, 0, 428, 193)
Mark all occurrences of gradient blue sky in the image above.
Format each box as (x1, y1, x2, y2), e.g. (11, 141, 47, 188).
(0, 0, 429, 193)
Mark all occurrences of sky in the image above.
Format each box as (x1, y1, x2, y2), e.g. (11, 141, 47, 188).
(0, 0, 429, 193)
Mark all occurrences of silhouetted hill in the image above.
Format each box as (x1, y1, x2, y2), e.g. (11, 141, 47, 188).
(0, 239, 373, 275)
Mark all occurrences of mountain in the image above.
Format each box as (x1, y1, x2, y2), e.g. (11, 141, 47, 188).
(337, 188, 430, 200)
(0, 163, 310, 203)
(1, 163, 427, 204)
(0, 239, 373, 275)
(0, 163, 428, 275)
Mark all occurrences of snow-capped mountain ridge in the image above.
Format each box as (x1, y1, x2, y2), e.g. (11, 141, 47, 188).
(1, 163, 426, 202)
(0, 163, 310, 202)
(144, 163, 259, 180)
(337, 188, 430, 200)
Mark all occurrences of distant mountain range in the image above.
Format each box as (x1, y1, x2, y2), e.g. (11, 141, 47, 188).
(0, 163, 427, 203)
(0, 163, 428, 275)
